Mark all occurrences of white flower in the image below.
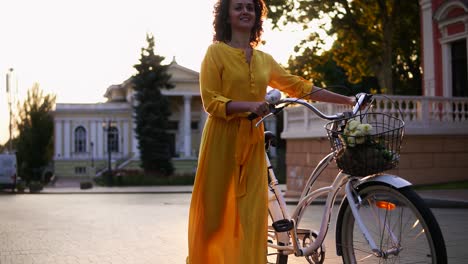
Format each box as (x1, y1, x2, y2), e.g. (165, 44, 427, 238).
(347, 136, 356, 147)
(350, 130, 363, 137)
(347, 120, 361, 131)
(356, 123, 373, 135)
(349, 130, 365, 145)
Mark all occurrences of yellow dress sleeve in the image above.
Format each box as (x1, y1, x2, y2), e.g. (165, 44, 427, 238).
(199, 45, 232, 120)
(267, 54, 313, 98)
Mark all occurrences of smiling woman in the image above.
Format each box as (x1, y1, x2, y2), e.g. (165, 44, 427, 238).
(186, 0, 353, 263)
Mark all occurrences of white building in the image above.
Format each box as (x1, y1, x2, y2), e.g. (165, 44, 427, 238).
(53, 60, 205, 178)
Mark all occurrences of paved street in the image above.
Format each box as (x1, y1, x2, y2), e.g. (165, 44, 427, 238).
(0, 194, 190, 264)
(0, 193, 467, 264)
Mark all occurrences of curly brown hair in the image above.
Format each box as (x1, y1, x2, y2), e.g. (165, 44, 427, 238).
(212, 0, 267, 48)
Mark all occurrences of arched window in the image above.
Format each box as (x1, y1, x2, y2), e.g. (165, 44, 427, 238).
(74, 126, 87, 153)
(108, 126, 119, 153)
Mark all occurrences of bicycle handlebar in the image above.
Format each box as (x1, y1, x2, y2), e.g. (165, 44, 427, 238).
(280, 93, 373, 121)
(249, 91, 373, 125)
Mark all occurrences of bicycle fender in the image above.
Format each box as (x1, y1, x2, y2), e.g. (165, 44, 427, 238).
(335, 174, 412, 256)
(358, 174, 412, 189)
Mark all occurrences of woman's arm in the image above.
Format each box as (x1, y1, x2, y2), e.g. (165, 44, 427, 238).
(309, 86, 355, 106)
(226, 86, 354, 117)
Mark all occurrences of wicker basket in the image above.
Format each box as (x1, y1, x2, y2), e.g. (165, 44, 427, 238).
(325, 113, 404, 176)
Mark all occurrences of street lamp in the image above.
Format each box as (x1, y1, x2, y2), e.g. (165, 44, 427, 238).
(6, 68, 14, 153)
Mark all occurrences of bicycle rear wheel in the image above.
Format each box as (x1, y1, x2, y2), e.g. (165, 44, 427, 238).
(339, 184, 447, 263)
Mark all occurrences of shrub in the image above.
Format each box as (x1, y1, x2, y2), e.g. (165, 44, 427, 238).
(16, 181, 26, 193)
(28, 181, 43, 193)
(94, 169, 195, 186)
(80, 181, 93, 190)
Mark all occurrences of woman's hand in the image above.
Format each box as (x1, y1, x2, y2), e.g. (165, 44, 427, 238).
(226, 101, 269, 116)
(249, 101, 270, 116)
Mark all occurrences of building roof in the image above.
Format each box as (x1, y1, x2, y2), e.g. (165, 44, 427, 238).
(103, 60, 200, 102)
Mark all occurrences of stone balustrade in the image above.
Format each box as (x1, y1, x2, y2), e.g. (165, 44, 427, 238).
(282, 96, 468, 139)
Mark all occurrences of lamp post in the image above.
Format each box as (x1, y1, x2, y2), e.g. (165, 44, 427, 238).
(6, 68, 14, 153)
(103, 120, 113, 186)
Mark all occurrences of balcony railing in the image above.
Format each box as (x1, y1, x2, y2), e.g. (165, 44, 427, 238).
(282, 96, 468, 139)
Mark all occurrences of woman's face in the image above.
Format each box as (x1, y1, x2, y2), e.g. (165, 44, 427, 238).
(228, 0, 256, 33)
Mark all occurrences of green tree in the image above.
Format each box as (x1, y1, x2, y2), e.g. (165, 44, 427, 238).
(132, 34, 175, 176)
(266, 0, 421, 95)
(287, 47, 379, 95)
(15, 83, 55, 182)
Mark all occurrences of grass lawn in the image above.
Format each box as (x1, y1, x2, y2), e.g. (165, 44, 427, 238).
(414, 180, 468, 190)
(94, 173, 195, 186)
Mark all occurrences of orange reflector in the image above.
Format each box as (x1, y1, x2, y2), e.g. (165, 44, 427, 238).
(376, 201, 396, 210)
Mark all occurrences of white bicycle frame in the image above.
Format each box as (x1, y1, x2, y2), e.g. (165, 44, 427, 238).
(265, 96, 412, 259)
(267, 149, 344, 256)
(267, 148, 412, 258)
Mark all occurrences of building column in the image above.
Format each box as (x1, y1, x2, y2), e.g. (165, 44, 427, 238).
(54, 120, 62, 159)
(183, 95, 192, 157)
(90, 121, 97, 159)
(123, 120, 129, 157)
(420, 0, 436, 96)
(201, 108, 208, 131)
(97, 120, 104, 159)
(131, 118, 139, 158)
(63, 120, 71, 159)
(441, 43, 451, 97)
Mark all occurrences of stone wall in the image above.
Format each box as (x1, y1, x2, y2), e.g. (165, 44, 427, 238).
(285, 135, 468, 197)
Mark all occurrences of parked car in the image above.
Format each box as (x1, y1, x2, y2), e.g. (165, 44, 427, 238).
(0, 153, 18, 192)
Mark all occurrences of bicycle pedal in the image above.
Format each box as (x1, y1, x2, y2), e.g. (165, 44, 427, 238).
(272, 219, 293, 232)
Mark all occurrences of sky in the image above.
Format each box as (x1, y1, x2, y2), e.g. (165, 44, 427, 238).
(0, 0, 322, 145)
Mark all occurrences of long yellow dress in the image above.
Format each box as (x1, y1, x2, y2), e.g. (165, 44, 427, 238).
(187, 42, 312, 264)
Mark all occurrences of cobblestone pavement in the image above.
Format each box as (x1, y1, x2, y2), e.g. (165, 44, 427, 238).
(0, 194, 190, 264)
(0, 193, 467, 264)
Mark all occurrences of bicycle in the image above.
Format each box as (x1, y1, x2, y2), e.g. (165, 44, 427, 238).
(257, 90, 447, 264)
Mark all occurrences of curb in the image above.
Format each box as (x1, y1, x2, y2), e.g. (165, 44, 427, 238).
(421, 198, 468, 209)
(284, 197, 468, 209)
(5, 188, 468, 209)
(35, 191, 193, 195)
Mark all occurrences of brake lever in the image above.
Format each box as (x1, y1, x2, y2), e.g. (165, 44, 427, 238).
(352, 93, 373, 115)
(255, 112, 274, 127)
(252, 89, 284, 126)
(254, 105, 285, 127)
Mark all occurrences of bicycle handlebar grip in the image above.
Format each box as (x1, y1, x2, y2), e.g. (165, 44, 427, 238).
(248, 112, 258, 121)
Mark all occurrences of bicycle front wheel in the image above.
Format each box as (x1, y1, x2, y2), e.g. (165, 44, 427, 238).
(339, 184, 447, 263)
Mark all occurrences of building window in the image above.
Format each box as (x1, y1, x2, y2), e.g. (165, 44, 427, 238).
(191, 121, 199, 130)
(108, 127, 119, 153)
(451, 39, 468, 97)
(74, 126, 87, 153)
(75, 166, 87, 175)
